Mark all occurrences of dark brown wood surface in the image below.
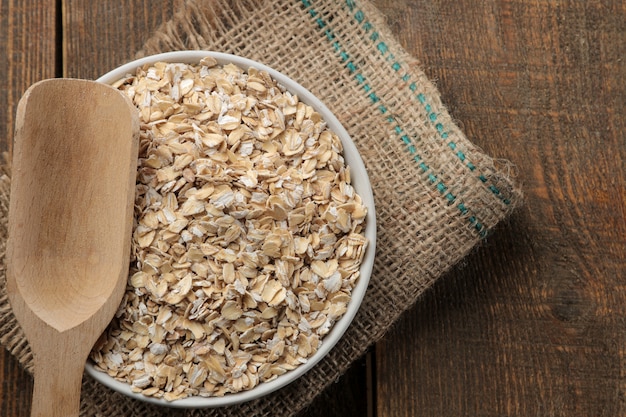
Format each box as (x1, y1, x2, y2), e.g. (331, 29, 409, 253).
(1, 1, 625, 416)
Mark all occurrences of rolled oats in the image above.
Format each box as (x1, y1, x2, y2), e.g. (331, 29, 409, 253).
(91, 58, 368, 401)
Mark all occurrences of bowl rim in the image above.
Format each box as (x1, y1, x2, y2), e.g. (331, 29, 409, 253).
(89, 50, 376, 408)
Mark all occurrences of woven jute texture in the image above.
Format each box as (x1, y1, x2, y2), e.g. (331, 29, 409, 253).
(0, 0, 522, 415)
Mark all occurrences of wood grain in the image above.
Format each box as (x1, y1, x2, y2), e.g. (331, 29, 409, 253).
(0, 0, 57, 153)
(0, 352, 31, 417)
(62, 0, 177, 79)
(0, 1, 56, 415)
(373, 0, 626, 416)
(1, 0, 624, 416)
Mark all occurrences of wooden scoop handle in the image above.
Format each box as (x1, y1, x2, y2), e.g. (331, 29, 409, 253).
(29, 333, 89, 417)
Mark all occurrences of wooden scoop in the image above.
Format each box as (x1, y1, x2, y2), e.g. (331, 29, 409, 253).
(6, 78, 139, 417)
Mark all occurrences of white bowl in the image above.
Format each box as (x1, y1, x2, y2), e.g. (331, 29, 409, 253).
(87, 51, 376, 408)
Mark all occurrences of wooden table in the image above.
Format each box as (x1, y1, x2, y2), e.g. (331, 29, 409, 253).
(1, 1, 624, 416)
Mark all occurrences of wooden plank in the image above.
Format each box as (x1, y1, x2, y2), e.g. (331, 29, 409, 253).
(299, 354, 371, 417)
(0, 352, 32, 417)
(62, 0, 177, 78)
(373, 0, 626, 416)
(0, 0, 57, 415)
(0, 0, 57, 153)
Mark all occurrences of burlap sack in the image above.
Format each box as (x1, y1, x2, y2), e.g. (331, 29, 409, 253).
(0, 0, 522, 415)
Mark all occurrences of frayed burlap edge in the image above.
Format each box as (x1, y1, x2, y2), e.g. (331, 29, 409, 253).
(0, 155, 33, 373)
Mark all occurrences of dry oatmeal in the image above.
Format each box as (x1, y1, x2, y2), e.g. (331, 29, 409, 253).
(90, 57, 368, 401)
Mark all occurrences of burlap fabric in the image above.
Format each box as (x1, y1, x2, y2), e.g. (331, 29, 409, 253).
(0, 0, 522, 415)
